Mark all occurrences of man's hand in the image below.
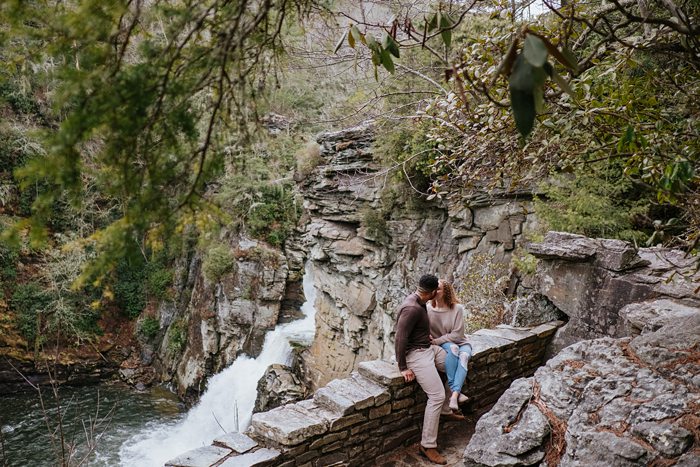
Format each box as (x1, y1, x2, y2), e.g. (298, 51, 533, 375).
(401, 369, 415, 382)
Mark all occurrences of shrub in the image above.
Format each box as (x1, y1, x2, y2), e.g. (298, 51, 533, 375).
(510, 248, 538, 276)
(245, 184, 299, 247)
(168, 320, 187, 353)
(457, 253, 512, 333)
(202, 243, 236, 282)
(295, 141, 322, 177)
(10, 282, 50, 344)
(361, 207, 389, 243)
(534, 166, 648, 243)
(140, 316, 160, 340)
(146, 265, 173, 300)
(113, 258, 147, 319)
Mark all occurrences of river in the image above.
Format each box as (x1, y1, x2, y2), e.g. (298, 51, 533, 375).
(0, 264, 317, 466)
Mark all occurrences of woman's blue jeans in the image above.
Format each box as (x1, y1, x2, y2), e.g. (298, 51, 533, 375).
(440, 342, 472, 393)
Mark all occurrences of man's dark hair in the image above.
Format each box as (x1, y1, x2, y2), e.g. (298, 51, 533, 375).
(418, 274, 439, 292)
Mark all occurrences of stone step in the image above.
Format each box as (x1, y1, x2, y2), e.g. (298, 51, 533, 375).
(218, 448, 281, 467)
(357, 360, 405, 388)
(165, 445, 231, 467)
(249, 404, 328, 446)
(313, 385, 357, 415)
(213, 432, 258, 454)
(350, 372, 391, 406)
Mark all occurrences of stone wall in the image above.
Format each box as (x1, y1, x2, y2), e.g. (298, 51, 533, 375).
(165, 320, 561, 467)
(299, 124, 540, 388)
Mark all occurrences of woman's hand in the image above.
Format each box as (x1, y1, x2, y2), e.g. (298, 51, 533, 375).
(401, 369, 415, 382)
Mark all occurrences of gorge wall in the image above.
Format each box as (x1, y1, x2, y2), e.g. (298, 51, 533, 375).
(298, 124, 540, 388)
(134, 234, 306, 399)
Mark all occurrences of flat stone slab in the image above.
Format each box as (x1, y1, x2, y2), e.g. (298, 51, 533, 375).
(326, 377, 376, 409)
(249, 405, 328, 446)
(218, 448, 281, 466)
(314, 385, 356, 415)
(467, 334, 515, 356)
(165, 445, 231, 467)
(358, 360, 405, 387)
(482, 326, 537, 343)
(351, 372, 391, 406)
(529, 321, 563, 338)
(214, 432, 258, 453)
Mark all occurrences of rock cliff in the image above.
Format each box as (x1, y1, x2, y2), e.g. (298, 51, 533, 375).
(528, 231, 700, 356)
(142, 235, 303, 399)
(297, 124, 540, 388)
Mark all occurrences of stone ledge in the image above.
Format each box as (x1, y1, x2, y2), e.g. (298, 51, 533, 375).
(250, 405, 328, 446)
(213, 432, 257, 454)
(165, 445, 232, 467)
(218, 447, 281, 466)
(313, 386, 356, 415)
(357, 360, 405, 387)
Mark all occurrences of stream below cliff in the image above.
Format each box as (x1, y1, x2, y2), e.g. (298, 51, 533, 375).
(118, 263, 317, 466)
(0, 264, 317, 466)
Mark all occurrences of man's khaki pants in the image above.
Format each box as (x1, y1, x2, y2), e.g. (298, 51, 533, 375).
(406, 345, 449, 448)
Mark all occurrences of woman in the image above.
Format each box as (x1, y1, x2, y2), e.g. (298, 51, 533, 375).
(428, 280, 472, 410)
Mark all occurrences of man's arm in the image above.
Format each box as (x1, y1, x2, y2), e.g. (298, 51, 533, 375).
(394, 306, 419, 372)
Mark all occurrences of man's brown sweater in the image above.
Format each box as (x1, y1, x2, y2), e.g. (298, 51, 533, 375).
(394, 293, 431, 371)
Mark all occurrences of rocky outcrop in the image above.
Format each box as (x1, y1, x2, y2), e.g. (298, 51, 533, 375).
(528, 231, 700, 355)
(463, 311, 700, 466)
(253, 364, 307, 413)
(146, 236, 301, 399)
(298, 124, 540, 388)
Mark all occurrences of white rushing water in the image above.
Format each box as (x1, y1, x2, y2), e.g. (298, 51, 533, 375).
(119, 264, 317, 466)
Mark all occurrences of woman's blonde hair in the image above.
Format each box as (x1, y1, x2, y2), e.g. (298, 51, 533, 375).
(433, 280, 458, 309)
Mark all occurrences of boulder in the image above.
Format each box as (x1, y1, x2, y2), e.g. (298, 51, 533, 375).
(528, 231, 700, 355)
(254, 364, 307, 413)
(462, 314, 700, 466)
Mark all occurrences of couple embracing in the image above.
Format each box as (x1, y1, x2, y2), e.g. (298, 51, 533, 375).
(394, 274, 473, 465)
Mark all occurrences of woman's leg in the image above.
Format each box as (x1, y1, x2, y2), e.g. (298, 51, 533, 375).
(452, 344, 473, 393)
(440, 342, 459, 390)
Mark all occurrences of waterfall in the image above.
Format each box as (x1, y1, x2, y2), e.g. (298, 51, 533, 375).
(118, 263, 317, 466)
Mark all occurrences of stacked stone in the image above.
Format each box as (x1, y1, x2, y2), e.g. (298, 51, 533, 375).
(462, 321, 561, 410)
(165, 320, 562, 467)
(245, 360, 426, 467)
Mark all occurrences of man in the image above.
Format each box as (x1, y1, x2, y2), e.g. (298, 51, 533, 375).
(394, 274, 463, 465)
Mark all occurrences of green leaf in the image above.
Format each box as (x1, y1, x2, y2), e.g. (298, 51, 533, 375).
(526, 31, 578, 73)
(561, 46, 579, 74)
(509, 54, 534, 91)
(380, 49, 395, 73)
(427, 13, 438, 32)
(534, 85, 544, 114)
(550, 66, 576, 100)
(510, 88, 536, 138)
(367, 35, 382, 54)
(439, 13, 453, 48)
(523, 34, 548, 67)
(441, 28, 452, 48)
(371, 50, 381, 66)
(334, 30, 348, 54)
(383, 34, 400, 58)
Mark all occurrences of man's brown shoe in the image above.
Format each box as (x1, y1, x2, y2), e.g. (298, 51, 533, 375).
(419, 445, 447, 465)
(441, 411, 466, 422)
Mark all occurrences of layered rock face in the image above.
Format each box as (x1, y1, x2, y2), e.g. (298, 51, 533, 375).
(528, 231, 700, 355)
(298, 124, 538, 388)
(145, 236, 299, 399)
(463, 311, 700, 467)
